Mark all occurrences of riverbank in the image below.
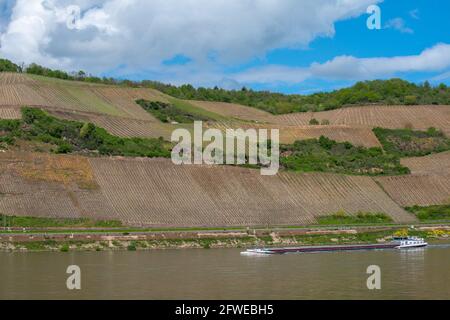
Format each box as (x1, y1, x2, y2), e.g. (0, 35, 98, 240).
(1, 224, 449, 252)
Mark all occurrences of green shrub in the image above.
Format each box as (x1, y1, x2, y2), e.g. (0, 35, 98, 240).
(309, 118, 320, 125)
(0, 214, 123, 228)
(6, 108, 172, 158)
(404, 95, 418, 105)
(136, 99, 211, 123)
(373, 127, 450, 157)
(280, 136, 409, 176)
(127, 243, 137, 251)
(0, 59, 21, 72)
(318, 212, 394, 225)
(406, 205, 450, 221)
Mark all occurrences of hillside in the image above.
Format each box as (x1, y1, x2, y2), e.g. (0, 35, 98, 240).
(2, 72, 450, 145)
(0, 151, 415, 227)
(148, 78, 450, 114)
(16, 60, 450, 113)
(1, 71, 450, 228)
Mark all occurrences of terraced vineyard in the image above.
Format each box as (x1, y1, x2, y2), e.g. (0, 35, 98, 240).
(207, 122, 381, 147)
(88, 157, 414, 227)
(48, 109, 176, 140)
(188, 100, 450, 136)
(0, 151, 98, 188)
(0, 83, 49, 106)
(276, 125, 381, 147)
(0, 107, 21, 119)
(401, 151, 450, 175)
(376, 175, 450, 207)
(0, 73, 163, 121)
(190, 100, 275, 123)
(0, 151, 416, 227)
(1, 72, 449, 228)
(188, 100, 450, 146)
(377, 152, 450, 207)
(0, 152, 115, 220)
(0, 72, 37, 85)
(87, 87, 166, 120)
(274, 105, 450, 135)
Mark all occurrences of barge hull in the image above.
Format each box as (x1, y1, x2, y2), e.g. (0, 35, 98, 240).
(262, 244, 399, 254)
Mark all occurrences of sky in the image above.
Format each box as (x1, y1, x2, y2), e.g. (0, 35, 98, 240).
(0, 0, 449, 93)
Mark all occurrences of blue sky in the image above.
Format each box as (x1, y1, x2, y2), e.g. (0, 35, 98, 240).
(218, 0, 450, 93)
(0, 0, 449, 93)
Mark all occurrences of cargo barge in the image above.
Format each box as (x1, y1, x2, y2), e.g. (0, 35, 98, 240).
(241, 237, 428, 255)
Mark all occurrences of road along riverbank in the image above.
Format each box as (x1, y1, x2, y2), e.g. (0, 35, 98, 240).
(1, 224, 449, 252)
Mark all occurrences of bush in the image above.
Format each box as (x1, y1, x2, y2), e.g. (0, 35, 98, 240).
(373, 127, 450, 157)
(318, 211, 393, 225)
(136, 99, 212, 123)
(12, 108, 172, 158)
(0, 215, 123, 228)
(404, 95, 418, 105)
(280, 136, 409, 176)
(309, 118, 320, 125)
(0, 59, 21, 72)
(406, 205, 450, 221)
(56, 142, 73, 154)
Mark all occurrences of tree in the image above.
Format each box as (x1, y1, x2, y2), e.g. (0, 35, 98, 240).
(309, 118, 320, 125)
(0, 59, 21, 72)
(77, 70, 87, 79)
(404, 95, 417, 105)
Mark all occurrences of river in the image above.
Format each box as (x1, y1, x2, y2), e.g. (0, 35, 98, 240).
(1, 245, 449, 300)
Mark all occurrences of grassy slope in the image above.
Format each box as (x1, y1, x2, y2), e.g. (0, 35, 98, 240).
(406, 205, 450, 222)
(27, 74, 129, 117)
(168, 98, 230, 122)
(25, 74, 238, 142)
(0, 215, 123, 228)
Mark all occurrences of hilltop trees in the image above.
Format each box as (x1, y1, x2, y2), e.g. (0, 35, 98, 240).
(0, 59, 21, 72)
(24, 63, 116, 84)
(26, 63, 72, 80)
(147, 78, 450, 114)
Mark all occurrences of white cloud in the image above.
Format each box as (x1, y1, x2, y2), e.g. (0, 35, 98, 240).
(234, 65, 310, 84)
(384, 17, 413, 34)
(409, 9, 419, 20)
(232, 43, 450, 84)
(0, 0, 380, 72)
(3, 0, 445, 89)
(431, 70, 450, 82)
